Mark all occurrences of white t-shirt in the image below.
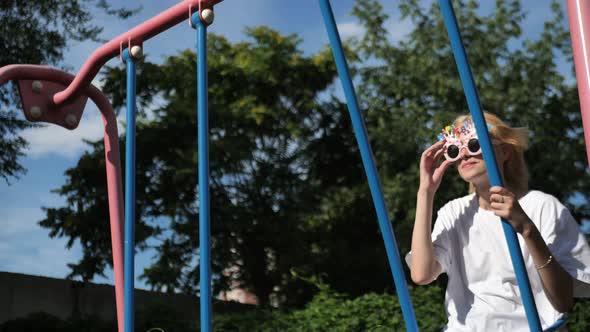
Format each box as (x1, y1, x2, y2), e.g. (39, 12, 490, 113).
(406, 190, 590, 331)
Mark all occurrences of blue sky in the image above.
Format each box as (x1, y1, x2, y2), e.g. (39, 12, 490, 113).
(0, 0, 586, 289)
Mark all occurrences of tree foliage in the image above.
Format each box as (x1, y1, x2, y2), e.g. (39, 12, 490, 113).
(3, 289, 590, 331)
(42, 27, 340, 306)
(39, 0, 590, 311)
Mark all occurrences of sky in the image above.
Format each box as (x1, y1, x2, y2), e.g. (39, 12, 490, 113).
(1, 0, 588, 290)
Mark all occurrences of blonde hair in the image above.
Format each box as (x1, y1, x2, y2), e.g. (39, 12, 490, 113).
(453, 113, 529, 194)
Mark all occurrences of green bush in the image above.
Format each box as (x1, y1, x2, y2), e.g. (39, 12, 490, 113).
(568, 298, 590, 332)
(213, 285, 589, 332)
(254, 285, 445, 332)
(135, 304, 194, 332)
(2, 288, 588, 331)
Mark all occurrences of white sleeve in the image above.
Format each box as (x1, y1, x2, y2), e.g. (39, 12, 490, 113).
(431, 211, 453, 274)
(540, 201, 590, 297)
(405, 208, 453, 278)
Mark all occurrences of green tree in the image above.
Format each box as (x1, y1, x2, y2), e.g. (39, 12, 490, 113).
(41, 27, 339, 306)
(0, 0, 138, 181)
(39, 0, 589, 310)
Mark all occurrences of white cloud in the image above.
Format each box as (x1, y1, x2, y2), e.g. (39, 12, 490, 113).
(386, 18, 414, 43)
(0, 207, 43, 237)
(0, 239, 79, 278)
(21, 106, 110, 159)
(337, 21, 365, 39)
(335, 17, 413, 45)
(0, 206, 80, 279)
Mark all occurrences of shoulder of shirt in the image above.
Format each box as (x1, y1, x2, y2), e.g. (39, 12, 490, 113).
(520, 190, 564, 209)
(436, 193, 478, 225)
(440, 193, 477, 212)
(520, 190, 574, 230)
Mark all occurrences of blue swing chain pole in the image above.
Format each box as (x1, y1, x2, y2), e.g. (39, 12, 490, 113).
(438, 1, 542, 331)
(192, 10, 212, 332)
(318, 1, 418, 331)
(122, 45, 139, 332)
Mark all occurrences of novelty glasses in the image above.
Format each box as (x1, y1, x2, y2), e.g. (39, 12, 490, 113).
(444, 137, 481, 161)
(437, 119, 490, 162)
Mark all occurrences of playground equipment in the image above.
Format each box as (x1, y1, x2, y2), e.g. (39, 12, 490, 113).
(567, 0, 590, 168)
(0, 65, 125, 332)
(2, 0, 590, 331)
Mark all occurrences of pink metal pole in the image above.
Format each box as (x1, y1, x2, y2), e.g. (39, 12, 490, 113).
(0, 65, 125, 332)
(91, 84, 125, 332)
(566, 0, 590, 167)
(52, 0, 223, 107)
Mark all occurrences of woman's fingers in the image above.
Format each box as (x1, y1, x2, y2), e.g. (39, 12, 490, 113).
(490, 186, 510, 196)
(433, 148, 445, 163)
(434, 159, 452, 177)
(431, 139, 445, 151)
(422, 140, 445, 159)
(425, 140, 445, 153)
(490, 193, 503, 204)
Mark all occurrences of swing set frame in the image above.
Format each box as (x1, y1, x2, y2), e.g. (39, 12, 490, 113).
(1, 1, 590, 331)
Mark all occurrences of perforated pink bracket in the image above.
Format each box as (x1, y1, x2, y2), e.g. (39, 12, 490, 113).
(17, 79, 88, 130)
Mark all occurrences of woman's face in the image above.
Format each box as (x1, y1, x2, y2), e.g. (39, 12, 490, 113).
(457, 151, 487, 184)
(456, 135, 509, 187)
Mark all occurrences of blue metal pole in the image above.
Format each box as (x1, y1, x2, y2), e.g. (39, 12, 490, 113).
(122, 47, 136, 332)
(318, 1, 418, 331)
(438, 1, 542, 331)
(192, 12, 212, 332)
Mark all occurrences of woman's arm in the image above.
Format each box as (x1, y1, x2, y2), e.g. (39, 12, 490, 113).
(411, 190, 443, 285)
(489, 186, 574, 312)
(411, 140, 451, 285)
(521, 222, 574, 312)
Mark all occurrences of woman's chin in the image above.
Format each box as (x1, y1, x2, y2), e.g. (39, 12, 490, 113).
(459, 169, 488, 186)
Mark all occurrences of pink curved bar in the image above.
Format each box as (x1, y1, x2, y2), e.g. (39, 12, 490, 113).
(0, 65, 125, 332)
(567, 0, 590, 167)
(52, 0, 223, 106)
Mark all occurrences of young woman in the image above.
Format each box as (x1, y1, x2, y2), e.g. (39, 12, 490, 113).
(407, 113, 590, 331)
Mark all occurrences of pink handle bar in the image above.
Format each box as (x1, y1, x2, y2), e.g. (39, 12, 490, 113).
(566, 0, 590, 168)
(52, 0, 223, 107)
(0, 64, 126, 332)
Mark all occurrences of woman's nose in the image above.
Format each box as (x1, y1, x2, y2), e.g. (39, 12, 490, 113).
(459, 147, 469, 159)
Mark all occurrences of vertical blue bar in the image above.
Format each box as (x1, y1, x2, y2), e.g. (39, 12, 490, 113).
(192, 12, 212, 332)
(438, 1, 542, 331)
(318, 1, 418, 331)
(122, 48, 136, 332)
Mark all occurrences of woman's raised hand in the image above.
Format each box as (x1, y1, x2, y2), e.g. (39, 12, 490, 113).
(419, 140, 453, 194)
